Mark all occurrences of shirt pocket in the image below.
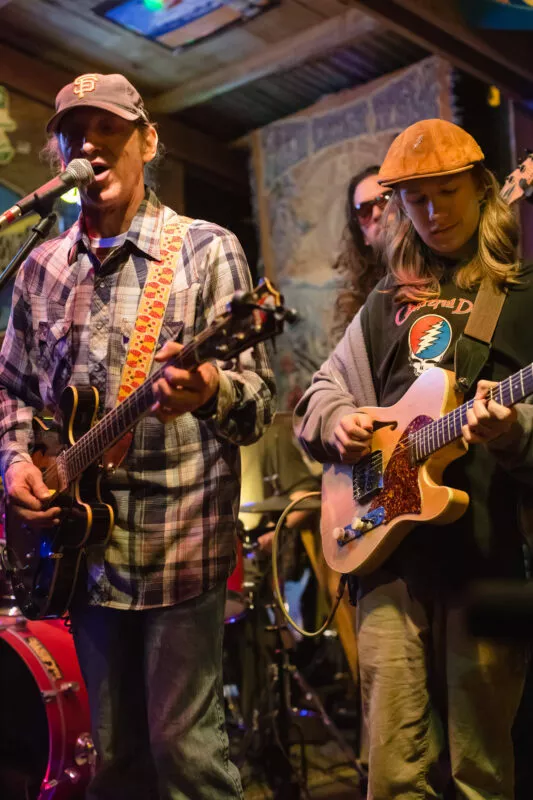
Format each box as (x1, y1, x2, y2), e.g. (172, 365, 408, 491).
(157, 320, 184, 350)
(35, 318, 73, 398)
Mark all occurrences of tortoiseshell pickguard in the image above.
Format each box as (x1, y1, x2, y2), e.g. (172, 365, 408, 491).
(367, 415, 432, 522)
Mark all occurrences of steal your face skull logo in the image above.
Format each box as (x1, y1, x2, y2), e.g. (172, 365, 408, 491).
(408, 314, 452, 376)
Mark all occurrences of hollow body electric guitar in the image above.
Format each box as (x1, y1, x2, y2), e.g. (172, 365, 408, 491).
(322, 153, 533, 576)
(5, 279, 292, 620)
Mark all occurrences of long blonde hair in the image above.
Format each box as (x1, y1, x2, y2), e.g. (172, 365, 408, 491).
(380, 164, 521, 304)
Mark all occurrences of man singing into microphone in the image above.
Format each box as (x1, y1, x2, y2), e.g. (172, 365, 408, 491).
(0, 157, 94, 231)
(0, 73, 275, 799)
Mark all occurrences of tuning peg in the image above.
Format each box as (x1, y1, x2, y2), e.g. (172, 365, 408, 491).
(281, 307, 299, 325)
(519, 178, 533, 202)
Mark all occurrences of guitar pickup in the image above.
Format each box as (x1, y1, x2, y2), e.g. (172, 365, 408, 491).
(334, 507, 385, 547)
(352, 452, 383, 502)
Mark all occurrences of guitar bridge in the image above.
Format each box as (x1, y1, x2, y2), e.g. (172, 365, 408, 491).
(352, 452, 383, 502)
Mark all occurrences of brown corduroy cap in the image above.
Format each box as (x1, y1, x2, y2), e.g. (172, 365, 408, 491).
(377, 118, 484, 187)
(47, 73, 149, 134)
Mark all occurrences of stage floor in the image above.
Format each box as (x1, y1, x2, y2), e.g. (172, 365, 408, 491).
(240, 741, 364, 799)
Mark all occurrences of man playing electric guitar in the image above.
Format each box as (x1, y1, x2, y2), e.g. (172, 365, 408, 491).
(0, 73, 276, 800)
(295, 119, 533, 799)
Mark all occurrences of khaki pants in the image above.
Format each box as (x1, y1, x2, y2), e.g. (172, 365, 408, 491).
(357, 573, 527, 800)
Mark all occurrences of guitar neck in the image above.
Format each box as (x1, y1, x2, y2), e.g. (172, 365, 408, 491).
(62, 320, 225, 482)
(415, 363, 533, 462)
(44, 277, 287, 486)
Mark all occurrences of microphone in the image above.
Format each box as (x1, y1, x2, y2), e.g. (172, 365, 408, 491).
(0, 159, 95, 232)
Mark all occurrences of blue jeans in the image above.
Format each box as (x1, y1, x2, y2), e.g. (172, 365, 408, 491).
(70, 583, 243, 800)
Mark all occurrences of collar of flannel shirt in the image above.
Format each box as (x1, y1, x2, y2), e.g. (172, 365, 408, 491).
(67, 188, 164, 266)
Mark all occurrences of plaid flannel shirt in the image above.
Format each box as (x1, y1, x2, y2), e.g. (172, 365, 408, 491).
(0, 190, 276, 609)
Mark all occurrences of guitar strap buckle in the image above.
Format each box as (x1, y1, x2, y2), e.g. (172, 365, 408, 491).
(453, 334, 491, 394)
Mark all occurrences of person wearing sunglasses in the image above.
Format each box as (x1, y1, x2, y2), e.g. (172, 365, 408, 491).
(353, 174, 392, 248)
(331, 166, 390, 343)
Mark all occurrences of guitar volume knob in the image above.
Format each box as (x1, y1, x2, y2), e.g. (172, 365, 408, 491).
(333, 526, 356, 545)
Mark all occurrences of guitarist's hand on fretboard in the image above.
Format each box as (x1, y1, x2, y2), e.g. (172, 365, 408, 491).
(331, 412, 374, 463)
(4, 461, 61, 528)
(152, 341, 220, 423)
(462, 379, 518, 446)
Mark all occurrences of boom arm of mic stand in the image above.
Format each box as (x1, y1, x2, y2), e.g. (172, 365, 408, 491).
(0, 210, 57, 292)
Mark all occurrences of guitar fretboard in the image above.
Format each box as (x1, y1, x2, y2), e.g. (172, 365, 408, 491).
(60, 316, 229, 483)
(413, 363, 533, 462)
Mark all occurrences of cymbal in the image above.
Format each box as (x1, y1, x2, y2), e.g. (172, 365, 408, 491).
(240, 495, 321, 513)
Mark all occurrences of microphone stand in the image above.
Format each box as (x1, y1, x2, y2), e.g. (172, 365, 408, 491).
(0, 206, 57, 292)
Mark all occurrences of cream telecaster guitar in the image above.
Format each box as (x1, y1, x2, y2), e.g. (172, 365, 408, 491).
(322, 153, 533, 575)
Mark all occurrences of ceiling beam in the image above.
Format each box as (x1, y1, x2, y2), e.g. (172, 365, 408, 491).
(347, 0, 533, 101)
(0, 42, 248, 189)
(150, 7, 380, 114)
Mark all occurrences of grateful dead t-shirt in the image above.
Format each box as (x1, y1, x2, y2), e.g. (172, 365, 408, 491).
(359, 262, 533, 587)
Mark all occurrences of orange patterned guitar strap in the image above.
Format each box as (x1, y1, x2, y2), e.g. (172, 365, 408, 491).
(117, 214, 193, 404)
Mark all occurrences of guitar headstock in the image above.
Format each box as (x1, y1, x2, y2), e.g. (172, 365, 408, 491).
(500, 152, 533, 206)
(195, 278, 297, 363)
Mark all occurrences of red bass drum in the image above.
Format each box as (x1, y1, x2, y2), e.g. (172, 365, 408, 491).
(0, 616, 94, 799)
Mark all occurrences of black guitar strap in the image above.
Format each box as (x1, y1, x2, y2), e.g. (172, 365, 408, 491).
(454, 278, 507, 394)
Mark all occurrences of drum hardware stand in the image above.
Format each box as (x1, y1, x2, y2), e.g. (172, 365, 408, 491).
(232, 538, 362, 799)
(268, 602, 363, 794)
(224, 683, 246, 731)
(233, 597, 309, 799)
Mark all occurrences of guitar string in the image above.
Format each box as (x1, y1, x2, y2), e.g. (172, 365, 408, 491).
(353, 368, 527, 473)
(62, 314, 232, 478)
(368, 375, 516, 468)
(59, 303, 274, 481)
(48, 367, 521, 486)
(38, 326, 215, 486)
(41, 332, 528, 490)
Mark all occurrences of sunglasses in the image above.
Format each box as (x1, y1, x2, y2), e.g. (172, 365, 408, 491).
(353, 191, 392, 225)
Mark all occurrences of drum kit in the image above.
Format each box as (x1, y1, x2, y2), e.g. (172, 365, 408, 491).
(0, 538, 96, 800)
(224, 493, 322, 625)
